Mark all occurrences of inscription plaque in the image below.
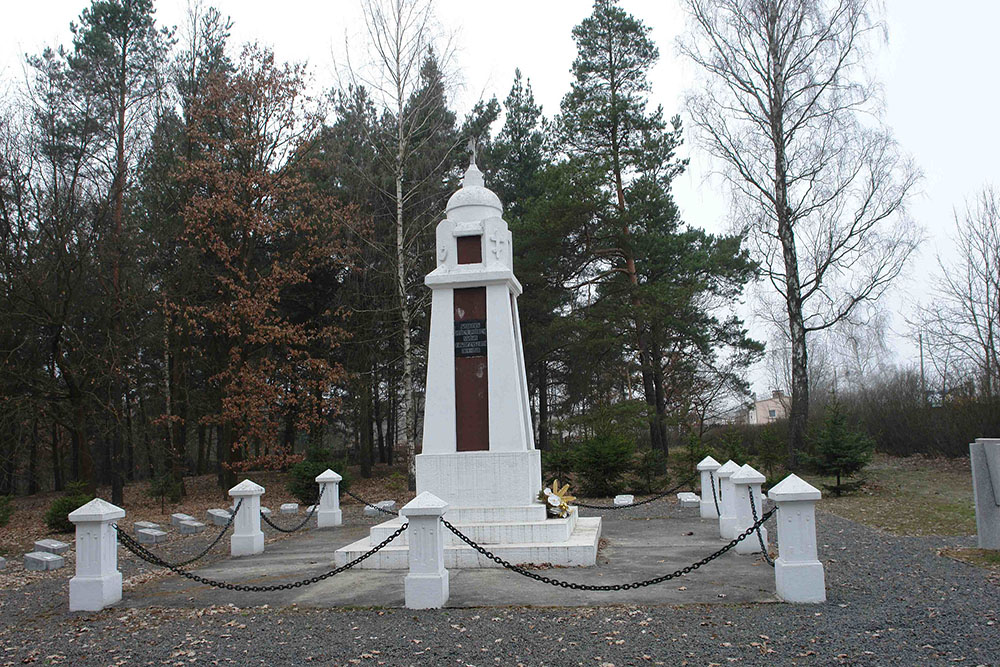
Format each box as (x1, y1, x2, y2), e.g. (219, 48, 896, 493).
(454, 320, 487, 357)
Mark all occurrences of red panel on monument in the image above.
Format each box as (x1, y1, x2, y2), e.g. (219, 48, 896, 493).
(454, 287, 489, 451)
(456, 235, 482, 264)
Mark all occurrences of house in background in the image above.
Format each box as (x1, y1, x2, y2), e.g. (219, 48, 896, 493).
(747, 390, 789, 424)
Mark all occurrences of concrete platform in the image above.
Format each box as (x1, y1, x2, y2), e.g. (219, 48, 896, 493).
(124, 508, 776, 608)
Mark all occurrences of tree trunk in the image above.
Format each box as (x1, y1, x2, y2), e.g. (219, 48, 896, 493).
(27, 417, 39, 495)
(537, 360, 549, 450)
(395, 164, 417, 490)
(360, 381, 373, 478)
(374, 378, 387, 464)
(196, 424, 207, 475)
(51, 421, 64, 492)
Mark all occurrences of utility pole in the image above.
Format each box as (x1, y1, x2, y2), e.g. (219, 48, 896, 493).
(919, 333, 927, 406)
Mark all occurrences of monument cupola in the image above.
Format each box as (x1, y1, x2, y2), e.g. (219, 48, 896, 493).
(445, 159, 503, 222)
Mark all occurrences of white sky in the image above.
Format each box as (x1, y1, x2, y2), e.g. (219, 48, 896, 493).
(3, 0, 999, 392)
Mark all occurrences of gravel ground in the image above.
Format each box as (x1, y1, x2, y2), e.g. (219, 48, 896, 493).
(1, 501, 997, 666)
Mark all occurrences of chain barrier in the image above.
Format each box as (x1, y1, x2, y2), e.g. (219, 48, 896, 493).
(117, 499, 243, 569)
(709, 473, 721, 517)
(344, 488, 400, 516)
(570, 474, 697, 510)
(441, 505, 777, 591)
(115, 521, 407, 592)
(260, 485, 324, 533)
(748, 487, 775, 566)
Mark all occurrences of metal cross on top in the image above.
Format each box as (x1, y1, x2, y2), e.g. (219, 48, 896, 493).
(467, 136, 478, 165)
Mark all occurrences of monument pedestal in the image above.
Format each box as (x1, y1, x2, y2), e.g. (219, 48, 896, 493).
(336, 450, 602, 569)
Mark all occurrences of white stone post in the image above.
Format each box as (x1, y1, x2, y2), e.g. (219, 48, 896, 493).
(697, 456, 721, 519)
(731, 464, 767, 555)
(402, 492, 450, 609)
(315, 469, 343, 528)
(68, 498, 125, 612)
(229, 479, 265, 557)
(769, 473, 826, 603)
(715, 460, 741, 539)
(970, 438, 1000, 549)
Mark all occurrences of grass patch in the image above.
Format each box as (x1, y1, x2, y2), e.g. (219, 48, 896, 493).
(804, 453, 975, 537)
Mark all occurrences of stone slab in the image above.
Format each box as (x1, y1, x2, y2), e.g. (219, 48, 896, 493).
(677, 492, 701, 509)
(136, 528, 168, 545)
(363, 500, 397, 517)
(24, 551, 64, 571)
(206, 509, 231, 526)
(260, 507, 272, 516)
(133, 521, 161, 533)
(33, 538, 71, 555)
(178, 520, 206, 535)
(170, 513, 195, 527)
(280, 503, 299, 515)
(613, 495, 634, 506)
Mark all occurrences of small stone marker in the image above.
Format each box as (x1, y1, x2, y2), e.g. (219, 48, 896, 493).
(613, 495, 635, 506)
(0, 555, 7, 570)
(170, 513, 195, 527)
(363, 500, 396, 517)
(25, 551, 64, 571)
(279, 503, 299, 515)
(178, 520, 206, 535)
(136, 528, 168, 545)
(260, 506, 272, 516)
(33, 538, 71, 555)
(677, 492, 700, 508)
(206, 509, 231, 526)
(306, 505, 317, 514)
(133, 521, 161, 533)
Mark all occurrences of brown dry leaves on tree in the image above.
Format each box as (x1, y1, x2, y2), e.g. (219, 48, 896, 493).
(172, 44, 357, 471)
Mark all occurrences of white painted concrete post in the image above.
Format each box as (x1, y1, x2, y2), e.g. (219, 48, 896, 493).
(402, 492, 450, 609)
(315, 469, 343, 528)
(229, 479, 265, 557)
(715, 460, 741, 539)
(769, 474, 826, 603)
(970, 438, 1000, 549)
(68, 498, 125, 612)
(697, 456, 721, 519)
(731, 464, 767, 555)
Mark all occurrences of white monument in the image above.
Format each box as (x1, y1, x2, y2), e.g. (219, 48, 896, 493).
(336, 152, 601, 568)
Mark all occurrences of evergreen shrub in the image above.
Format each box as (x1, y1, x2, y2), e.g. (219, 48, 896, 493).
(574, 435, 635, 497)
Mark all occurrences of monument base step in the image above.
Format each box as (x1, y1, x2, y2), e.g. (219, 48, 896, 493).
(335, 516, 602, 569)
(369, 506, 578, 546)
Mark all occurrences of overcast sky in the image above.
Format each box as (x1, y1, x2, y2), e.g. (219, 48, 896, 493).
(3, 0, 998, 391)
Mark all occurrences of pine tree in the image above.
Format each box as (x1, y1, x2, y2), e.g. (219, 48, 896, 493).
(805, 401, 874, 496)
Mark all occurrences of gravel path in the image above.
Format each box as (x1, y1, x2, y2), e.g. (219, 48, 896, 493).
(1, 503, 997, 666)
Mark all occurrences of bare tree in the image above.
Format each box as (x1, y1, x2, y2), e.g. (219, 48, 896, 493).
(916, 186, 1000, 400)
(340, 0, 458, 487)
(679, 0, 920, 464)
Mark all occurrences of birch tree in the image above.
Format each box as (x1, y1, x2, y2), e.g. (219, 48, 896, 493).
(342, 0, 457, 487)
(680, 0, 920, 464)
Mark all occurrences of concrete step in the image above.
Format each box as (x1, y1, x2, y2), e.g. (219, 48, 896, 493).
(334, 517, 602, 570)
(369, 507, 578, 546)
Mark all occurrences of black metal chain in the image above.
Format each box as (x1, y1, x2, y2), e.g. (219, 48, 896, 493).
(709, 473, 721, 517)
(441, 506, 777, 591)
(571, 474, 698, 510)
(120, 499, 243, 569)
(260, 486, 324, 533)
(748, 487, 775, 567)
(344, 488, 400, 516)
(115, 521, 407, 592)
